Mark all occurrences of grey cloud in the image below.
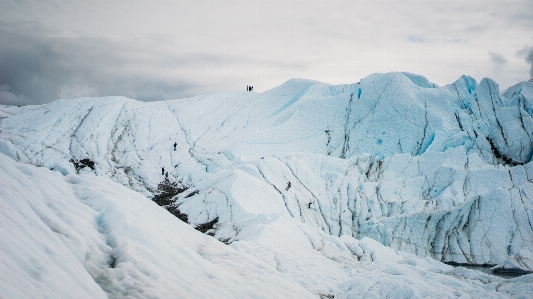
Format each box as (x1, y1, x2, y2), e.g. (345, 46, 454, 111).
(517, 46, 533, 79)
(0, 18, 316, 106)
(0, 24, 200, 105)
(0, 21, 245, 105)
(488, 51, 508, 65)
(0, 84, 31, 106)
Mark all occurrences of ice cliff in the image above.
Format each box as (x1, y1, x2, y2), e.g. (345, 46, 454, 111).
(1, 72, 533, 297)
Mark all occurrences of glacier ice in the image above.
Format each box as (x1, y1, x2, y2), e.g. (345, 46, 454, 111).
(1, 153, 532, 298)
(1, 72, 533, 297)
(0, 153, 314, 298)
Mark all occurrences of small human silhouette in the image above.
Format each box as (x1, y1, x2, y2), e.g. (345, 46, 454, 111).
(308, 200, 312, 209)
(285, 181, 291, 191)
(165, 171, 169, 179)
(162, 167, 165, 175)
(173, 142, 177, 151)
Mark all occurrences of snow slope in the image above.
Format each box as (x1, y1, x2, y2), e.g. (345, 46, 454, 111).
(0, 153, 314, 298)
(1, 72, 533, 296)
(2, 153, 533, 298)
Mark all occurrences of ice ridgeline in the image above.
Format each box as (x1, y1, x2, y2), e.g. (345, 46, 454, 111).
(1, 72, 533, 276)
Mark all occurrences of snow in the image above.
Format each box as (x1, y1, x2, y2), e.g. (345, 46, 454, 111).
(0, 153, 313, 298)
(1, 72, 533, 297)
(3, 153, 533, 298)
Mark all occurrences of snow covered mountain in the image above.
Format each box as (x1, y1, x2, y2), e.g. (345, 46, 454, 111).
(1, 72, 533, 298)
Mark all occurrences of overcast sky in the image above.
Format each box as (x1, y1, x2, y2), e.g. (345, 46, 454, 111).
(1, 0, 532, 106)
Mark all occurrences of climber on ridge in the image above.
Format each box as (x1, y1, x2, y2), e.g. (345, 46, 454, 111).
(285, 181, 291, 191)
(173, 142, 177, 151)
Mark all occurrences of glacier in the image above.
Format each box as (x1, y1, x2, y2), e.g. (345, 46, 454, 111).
(0, 153, 314, 298)
(1, 72, 533, 297)
(3, 152, 533, 298)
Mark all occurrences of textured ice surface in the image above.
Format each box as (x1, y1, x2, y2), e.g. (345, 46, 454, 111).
(1, 72, 533, 296)
(0, 154, 313, 298)
(2, 153, 532, 298)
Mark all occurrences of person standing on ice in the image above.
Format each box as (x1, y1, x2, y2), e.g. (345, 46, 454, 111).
(285, 181, 291, 191)
(162, 167, 165, 175)
(308, 199, 312, 209)
(165, 171, 169, 180)
(173, 142, 177, 151)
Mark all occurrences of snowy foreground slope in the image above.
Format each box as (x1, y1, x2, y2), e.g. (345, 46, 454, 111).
(0, 153, 314, 298)
(2, 153, 533, 298)
(1, 72, 533, 297)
